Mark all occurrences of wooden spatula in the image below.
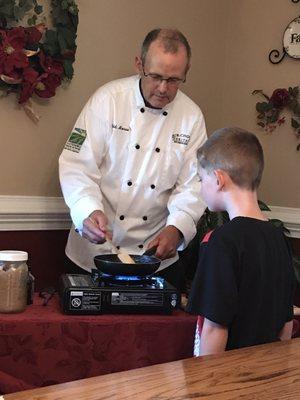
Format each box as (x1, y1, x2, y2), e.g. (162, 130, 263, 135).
(105, 237, 135, 264)
(88, 216, 135, 264)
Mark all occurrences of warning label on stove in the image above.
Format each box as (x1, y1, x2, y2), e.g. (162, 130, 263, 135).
(69, 290, 101, 311)
(110, 291, 163, 306)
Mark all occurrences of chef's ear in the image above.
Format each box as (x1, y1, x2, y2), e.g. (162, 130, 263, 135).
(135, 56, 143, 75)
(185, 63, 191, 75)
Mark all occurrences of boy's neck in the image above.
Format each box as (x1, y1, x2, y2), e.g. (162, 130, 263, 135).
(225, 189, 267, 221)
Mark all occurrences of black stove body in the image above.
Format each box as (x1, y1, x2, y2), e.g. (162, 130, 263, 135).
(59, 270, 181, 315)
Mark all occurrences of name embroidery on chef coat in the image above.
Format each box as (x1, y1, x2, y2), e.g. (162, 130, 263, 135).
(64, 128, 87, 153)
(112, 123, 131, 132)
(172, 133, 190, 145)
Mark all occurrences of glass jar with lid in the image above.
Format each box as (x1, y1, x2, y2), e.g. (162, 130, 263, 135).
(0, 250, 29, 313)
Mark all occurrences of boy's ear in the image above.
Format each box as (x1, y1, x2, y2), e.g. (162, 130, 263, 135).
(214, 169, 226, 191)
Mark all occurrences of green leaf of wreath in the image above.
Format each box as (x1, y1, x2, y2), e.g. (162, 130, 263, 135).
(34, 4, 43, 14)
(58, 26, 76, 50)
(269, 109, 280, 123)
(0, 3, 14, 19)
(289, 86, 299, 98)
(291, 118, 300, 129)
(63, 59, 74, 79)
(42, 30, 60, 55)
(290, 101, 300, 116)
(256, 102, 272, 113)
(258, 200, 271, 211)
(27, 14, 37, 25)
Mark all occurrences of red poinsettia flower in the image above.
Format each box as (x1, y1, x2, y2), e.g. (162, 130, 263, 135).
(0, 27, 28, 75)
(62, 49, 75, 59)
(35, 73, 62, 98)
(23, 67, 39, 83)
(19, 68, 62, 104)
(270, 88, 290, 109)
(39, 51, 64, 76)
(24, 24, 46, 45)
(18, 67, 41, 104)
(0, 69, 22, 83)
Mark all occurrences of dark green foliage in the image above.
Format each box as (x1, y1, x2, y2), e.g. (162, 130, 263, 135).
(294, 255, 300, 284)
(41, 0, 78, 79)
(180, 208, 229, 284)
(291, 118, 300, 129)
(63, 59, 74, 80)
(182, 203, 300, 289)
(0, 0, 78, 80)
(252, 87, 300, 149)
(258, 199, 271, 211)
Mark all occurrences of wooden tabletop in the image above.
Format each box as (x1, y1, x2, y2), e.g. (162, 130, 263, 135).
(3, 338, 300, 400)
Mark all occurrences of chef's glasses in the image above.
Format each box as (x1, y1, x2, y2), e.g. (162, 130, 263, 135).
(142, 65, 186, 87)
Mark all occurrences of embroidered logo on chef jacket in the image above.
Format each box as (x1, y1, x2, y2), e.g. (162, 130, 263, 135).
(65, 128, 87, 153)
(172, 133, 190, 145)
(112, 123, 131, 132)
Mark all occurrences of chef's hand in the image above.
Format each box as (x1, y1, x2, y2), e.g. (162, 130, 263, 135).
(82, 210, 112, 244)
(147, 225, 183, 260)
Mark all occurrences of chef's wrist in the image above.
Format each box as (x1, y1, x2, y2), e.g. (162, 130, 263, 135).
(166, 225, 183, 240)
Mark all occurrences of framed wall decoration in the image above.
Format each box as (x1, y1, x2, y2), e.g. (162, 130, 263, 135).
(269, 0, 300, 63)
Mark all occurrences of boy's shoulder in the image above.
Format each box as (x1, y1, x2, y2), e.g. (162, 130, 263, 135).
(210, 217, 280, 244)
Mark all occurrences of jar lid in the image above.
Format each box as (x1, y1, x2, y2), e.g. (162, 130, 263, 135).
(0, 251, 28, 261)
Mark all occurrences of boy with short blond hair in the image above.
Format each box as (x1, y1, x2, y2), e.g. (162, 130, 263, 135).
(187, 127, 295, 356)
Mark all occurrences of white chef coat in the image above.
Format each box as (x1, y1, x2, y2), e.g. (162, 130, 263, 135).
(59, 75, 207, 272)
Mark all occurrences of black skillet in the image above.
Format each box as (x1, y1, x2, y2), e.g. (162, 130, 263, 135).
(94, 247, 160, 277)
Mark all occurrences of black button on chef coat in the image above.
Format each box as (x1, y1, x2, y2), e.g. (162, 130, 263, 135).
(140, 108, 145, 113)
(138, 244, 143, 249)
(155, 147, 160, 153)
(142, 216, 148, 221)
(151, 184, 156, 189)
(135, 144, 140, 149)
(120, 215, 125, 220)
(127, 181, 132, 186)
(163, 111, 168, 116)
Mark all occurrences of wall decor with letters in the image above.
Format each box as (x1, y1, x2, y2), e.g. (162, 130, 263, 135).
(269, 0, 300, 64)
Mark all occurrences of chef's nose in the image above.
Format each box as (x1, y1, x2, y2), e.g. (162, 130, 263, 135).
(157, 79, 168, 92)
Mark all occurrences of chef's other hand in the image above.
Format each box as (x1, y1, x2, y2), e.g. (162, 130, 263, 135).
(82, 210, 111, 244)
(147, 226, 183, 260)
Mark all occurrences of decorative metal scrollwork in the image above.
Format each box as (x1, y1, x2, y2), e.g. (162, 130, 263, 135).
(269, 49, 287, 64)
(268, 1, 300, 64)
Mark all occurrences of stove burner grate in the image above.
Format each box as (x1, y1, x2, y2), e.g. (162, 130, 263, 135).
(91, 269, 164, 289)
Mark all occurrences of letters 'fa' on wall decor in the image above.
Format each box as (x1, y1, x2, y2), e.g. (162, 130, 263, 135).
(269, 1, 300, 64)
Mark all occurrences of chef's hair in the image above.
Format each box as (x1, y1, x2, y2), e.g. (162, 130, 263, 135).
(141, 28, 191, 67)
(198, 127, 264, 191)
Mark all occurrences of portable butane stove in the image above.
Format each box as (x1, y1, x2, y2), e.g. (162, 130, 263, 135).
(59, 270, 181, 315)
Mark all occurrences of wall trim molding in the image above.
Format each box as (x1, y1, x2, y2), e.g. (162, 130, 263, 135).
(0, 196, 299, 237)
(0, 196, 71, 231)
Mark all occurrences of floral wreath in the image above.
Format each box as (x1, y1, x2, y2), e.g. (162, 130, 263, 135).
(252, 87, 300, 151)
(0, 0, 78, 122)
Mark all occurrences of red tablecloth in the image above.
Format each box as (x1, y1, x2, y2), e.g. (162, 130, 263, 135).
(0, 294, 197, 394)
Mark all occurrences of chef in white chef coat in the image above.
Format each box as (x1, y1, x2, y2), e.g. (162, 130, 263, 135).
(59, 28, 207, 289)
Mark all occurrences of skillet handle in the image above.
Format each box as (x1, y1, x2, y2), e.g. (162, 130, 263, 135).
(143, 246, 158, 257)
